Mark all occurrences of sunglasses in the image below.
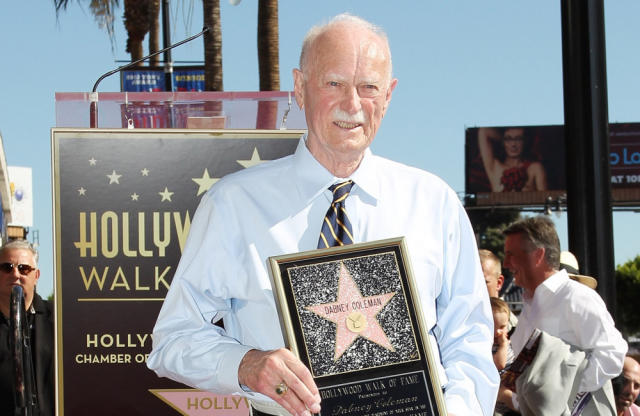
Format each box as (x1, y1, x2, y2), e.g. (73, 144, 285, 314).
(0, 262, 36, 275)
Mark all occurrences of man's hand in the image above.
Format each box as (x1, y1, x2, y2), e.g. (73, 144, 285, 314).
(238, 348, 321, 416)
(497, 384, 516, 411)
(492, 328, 510, 370)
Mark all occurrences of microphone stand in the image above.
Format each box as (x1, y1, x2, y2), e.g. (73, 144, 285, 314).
(10, 285, 37, 416)
(89, 26, 210, 128)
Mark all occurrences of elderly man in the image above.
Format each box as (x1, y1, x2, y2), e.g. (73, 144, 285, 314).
(148, 13, 498, 416)
(0, 240, 54, 416)
(615, 356, 640, 416)
(499, 216, 626, 414)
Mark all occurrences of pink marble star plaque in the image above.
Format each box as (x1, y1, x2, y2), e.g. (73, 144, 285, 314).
(305, 262, 396, 361)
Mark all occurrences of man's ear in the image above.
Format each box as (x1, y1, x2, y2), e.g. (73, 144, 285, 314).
(497, 274, 504, 291)
(382, 78, 398, 117)
(292, 68, 305, 110)
(532, 247, 546, 267)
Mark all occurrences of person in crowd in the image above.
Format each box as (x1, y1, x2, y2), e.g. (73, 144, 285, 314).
(498, 216, 626, 414)
(480, 249, 517, 331)
(478, 127, 547, 192)
(490, 297, 514, 372)
(0, 240, 54, 416)
(614, 356, 640, 416)
(490, 297, 517, 416)
(480, 249, 504, 298)
(560, 250, 598, 289)
(148, 13, 498, 416)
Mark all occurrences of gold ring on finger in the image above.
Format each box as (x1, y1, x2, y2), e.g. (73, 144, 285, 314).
(275, 382, 288, 396)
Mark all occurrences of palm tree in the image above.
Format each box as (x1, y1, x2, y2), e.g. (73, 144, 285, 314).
(54, 0, 160, 65)
(147, 0, 161, 65)
(257, 0, 279, 91)
(203, 0, 223, 91)
(256, 0, 279, 129)
(123, 0, 151, 64)
(54, 0, 120, 52)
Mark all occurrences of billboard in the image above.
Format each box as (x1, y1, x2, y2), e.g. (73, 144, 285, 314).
(53, 129, 304, 415)
(609, 123, 640, 187)
(465, 123, 640, 206)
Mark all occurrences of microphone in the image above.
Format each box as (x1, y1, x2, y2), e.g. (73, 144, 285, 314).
(10, 285, 37, 416)
(89, 26, 210, 128)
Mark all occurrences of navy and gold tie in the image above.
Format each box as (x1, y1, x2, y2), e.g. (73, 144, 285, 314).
(318, 181, 355, 248)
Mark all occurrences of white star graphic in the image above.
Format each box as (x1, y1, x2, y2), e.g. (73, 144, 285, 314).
(107, 170, 122, 184)
(131, 193, 139, 201)
(158, 187, 174, 202)
(78, 187, 86, 196)
(237, 147, 265, 168)
(192, 168, 219, 196)
(89, 158, 97, 166)
(141, 168, 150, 176)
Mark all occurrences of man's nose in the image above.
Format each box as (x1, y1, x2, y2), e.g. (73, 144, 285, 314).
(10, 267, 22, 279)
(341, 87, 362, 114)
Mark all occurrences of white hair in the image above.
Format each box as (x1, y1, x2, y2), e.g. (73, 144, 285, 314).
(0, 239, 38, 266)
(299, 13, 393, 79)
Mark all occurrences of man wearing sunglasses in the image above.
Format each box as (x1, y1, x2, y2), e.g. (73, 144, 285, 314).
(0, 239, 54, 416)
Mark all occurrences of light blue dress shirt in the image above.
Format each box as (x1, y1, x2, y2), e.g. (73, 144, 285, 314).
(147, 138, 499, 415)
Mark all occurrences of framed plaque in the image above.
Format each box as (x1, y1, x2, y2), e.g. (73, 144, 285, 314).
(52, 128, 303, 415)
(268, 237, 446, 416)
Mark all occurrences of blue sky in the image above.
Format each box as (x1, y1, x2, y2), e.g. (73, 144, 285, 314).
(0, 1, 639, 297)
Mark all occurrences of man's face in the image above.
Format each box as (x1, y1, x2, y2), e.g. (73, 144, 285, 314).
(503, 128, 524, 158)
(503, 233, 539, 295)
(0, 248, 40, 311)
(482, 259, 503, 298)
(617, 358, 640, 412)
(293, 24, 397, 168)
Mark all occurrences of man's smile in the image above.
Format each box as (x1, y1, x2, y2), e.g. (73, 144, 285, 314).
(334, 120, 362, 129)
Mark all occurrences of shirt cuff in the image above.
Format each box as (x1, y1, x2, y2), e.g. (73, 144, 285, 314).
(218, 343, 255, 393)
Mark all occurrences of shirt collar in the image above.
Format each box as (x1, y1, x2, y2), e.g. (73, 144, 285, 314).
(292, 136, 380, 203)
(530, 269, 568, 301)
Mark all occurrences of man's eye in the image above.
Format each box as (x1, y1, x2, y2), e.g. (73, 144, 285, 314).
(328, 81, 340, 87)
(359, 85, 379, 97)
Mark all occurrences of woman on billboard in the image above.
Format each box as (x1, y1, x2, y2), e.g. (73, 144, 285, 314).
(478, 127, 548, 192)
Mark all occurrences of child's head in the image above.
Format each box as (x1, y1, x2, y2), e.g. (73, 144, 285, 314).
(490, 297, 510, 339)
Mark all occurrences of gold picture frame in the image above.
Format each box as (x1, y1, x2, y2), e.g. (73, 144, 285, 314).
(269, 237, 446, 416)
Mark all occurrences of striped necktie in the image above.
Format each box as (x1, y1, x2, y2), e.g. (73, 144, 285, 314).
(318, 181, 355, 248)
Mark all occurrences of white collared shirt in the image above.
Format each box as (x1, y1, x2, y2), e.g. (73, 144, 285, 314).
(511, 269, 627, 392)
(147, 138, 498, 415)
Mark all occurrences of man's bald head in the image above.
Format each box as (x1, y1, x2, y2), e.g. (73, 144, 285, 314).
(298, 13, 393, 82)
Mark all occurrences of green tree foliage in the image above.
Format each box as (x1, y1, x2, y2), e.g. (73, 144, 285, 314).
(616, 255, 640, 337)
(466, 208, 521, 259)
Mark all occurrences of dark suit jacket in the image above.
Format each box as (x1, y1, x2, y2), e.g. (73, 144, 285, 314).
(0, 293, 55, 416)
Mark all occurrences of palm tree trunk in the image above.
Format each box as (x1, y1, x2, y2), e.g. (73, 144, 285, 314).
(203, 0, 223, 91)
(256, 0, 279, 129)
(257, 0, 279, 91)
(148, 0, 160, 65)
(124, 0, 151, 64)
